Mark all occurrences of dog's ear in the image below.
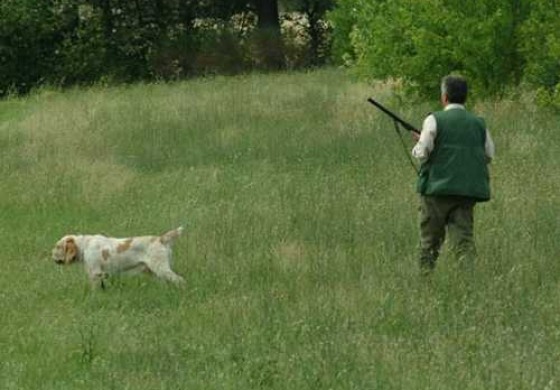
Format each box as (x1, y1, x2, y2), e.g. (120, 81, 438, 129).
(64, 237, 78, 264)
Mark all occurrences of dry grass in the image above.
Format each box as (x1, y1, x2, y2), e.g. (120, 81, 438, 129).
(1, 69, 559, 389)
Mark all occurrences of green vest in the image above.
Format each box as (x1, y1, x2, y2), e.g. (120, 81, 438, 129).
(417, 108, 491, 202)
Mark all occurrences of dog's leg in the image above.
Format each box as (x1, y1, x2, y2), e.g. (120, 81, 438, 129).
(162, 271, 185, 284)
(148, 262, 185, 284)
(86, 263, 108, 289)
(88, 272, 108, 289)
(156, 268, 185, 284)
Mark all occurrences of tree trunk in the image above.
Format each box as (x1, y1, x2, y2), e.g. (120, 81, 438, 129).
(306, 5, 321, 66)
(96, 0, 117, 68)
(98, 0, 113, 41)
(255, 0, 281, 30)
(253, 0, 284, 69)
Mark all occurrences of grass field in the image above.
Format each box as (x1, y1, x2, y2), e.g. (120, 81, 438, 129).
(1, 69, 560, 389)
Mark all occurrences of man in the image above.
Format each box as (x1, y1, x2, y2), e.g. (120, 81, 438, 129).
(412, 75, 495, 273)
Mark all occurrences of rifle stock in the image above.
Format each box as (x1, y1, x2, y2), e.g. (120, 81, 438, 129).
(367, 98, 420, 134)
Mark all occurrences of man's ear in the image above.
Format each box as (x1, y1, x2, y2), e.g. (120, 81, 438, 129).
(64, 238, 78, 263)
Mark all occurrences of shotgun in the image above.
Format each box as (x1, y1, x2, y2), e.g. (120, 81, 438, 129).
(367, 98, 420, 135)
(367, 97, 420, 174)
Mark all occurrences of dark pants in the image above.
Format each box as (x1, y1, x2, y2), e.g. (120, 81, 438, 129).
(418, 195, 477, 272)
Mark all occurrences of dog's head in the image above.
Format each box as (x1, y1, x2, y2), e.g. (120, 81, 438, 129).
(52, 236, 80, 265)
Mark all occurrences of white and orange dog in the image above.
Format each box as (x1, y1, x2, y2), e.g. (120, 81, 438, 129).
(52, 227, 185, 288)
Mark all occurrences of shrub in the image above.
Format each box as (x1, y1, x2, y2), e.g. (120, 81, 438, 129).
(328, 0, 532, 99)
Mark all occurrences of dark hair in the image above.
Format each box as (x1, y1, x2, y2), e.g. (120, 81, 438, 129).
(441, 75, 468, 104)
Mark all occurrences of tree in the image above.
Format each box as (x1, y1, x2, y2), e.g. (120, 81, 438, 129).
(0, 0, 339, 95)
(519, 0, 560, 105)
(253, 0, 285, 69)
(325, 0, 357, 66)
(328, 0, 534, 98)
(284, 0, 334, 66)
(0, 0, 78, 94)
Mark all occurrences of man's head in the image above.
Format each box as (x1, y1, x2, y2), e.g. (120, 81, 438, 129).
(441, 75, 468, 105)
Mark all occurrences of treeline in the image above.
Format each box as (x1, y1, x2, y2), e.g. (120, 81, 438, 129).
(0, 0, 333, 95)
(330, 0, 560, 105)
(3, 0, 560, 104)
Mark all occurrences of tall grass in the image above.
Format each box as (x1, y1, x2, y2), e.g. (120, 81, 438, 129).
(1, 69, 559, 389)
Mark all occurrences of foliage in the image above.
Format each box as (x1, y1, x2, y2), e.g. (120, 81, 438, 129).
(0, 0, 75, 94)
(519, 0, 560, 107)
(327, 0, 560, 99)
(283, 0, 335, 65)
(53, 4, 107, 85)
(0, 0, 334, 96)
(325, 0, 357, 67)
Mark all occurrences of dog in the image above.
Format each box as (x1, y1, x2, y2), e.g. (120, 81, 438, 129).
(52, 227, 185, 288)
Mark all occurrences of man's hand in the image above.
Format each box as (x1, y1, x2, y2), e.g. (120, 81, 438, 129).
(412, 131, 421, 141)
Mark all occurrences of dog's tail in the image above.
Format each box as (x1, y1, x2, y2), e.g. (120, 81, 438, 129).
(160, 226, 184, 245)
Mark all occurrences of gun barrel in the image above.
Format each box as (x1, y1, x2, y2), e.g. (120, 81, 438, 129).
(367, 98, 420, 134)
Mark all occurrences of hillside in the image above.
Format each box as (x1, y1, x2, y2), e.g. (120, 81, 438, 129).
(1, 69, 559, 389)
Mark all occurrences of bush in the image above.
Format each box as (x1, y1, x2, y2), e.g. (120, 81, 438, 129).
(0, 0, 69, 94)
(519, 0, 560, 108)
(328, 0, 535, 99)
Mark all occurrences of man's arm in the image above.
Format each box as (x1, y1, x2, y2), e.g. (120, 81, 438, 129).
(411, 114, 437, 163)
(485, 129, 495, 163)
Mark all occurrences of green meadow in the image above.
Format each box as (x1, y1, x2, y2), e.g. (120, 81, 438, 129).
(1, 69, 560, 389)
